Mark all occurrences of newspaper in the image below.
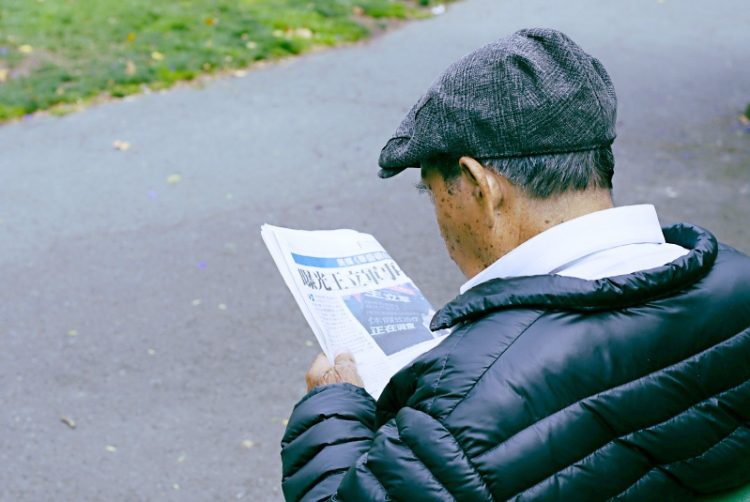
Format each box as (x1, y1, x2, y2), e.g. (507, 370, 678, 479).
(261, 224, 448, 398)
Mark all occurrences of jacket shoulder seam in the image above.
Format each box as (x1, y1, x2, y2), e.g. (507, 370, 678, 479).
(441, 312, 546, 419)
(394, 415, 458, 500)
(399, 407, 494, 501)
(426, 320, 474, 415)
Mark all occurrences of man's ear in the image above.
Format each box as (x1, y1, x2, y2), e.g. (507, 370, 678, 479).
(458, 156, 504, 225)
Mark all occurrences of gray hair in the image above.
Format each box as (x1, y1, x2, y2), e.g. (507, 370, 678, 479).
(436, 146, 614, 198)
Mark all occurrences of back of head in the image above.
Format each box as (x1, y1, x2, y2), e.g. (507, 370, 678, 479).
(378, 28, 618, 198)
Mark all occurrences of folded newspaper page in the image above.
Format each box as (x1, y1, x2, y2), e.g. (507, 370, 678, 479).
(261, 224, 447, 398)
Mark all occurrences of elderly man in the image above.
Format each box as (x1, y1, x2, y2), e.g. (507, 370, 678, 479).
(280, 28, 750, 501)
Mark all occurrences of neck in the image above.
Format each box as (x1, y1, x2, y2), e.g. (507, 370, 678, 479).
(517, 188, 614, 243)
(463, 186, 614, 279)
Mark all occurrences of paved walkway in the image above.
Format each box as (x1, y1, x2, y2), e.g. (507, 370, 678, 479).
(0, 0, 748, 499)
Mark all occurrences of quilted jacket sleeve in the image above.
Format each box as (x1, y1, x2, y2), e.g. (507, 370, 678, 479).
(281, 384, 378, 501)
(281, 382, 492, 501)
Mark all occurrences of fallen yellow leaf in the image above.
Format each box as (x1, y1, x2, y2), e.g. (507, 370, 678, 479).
(126, 32, 137, 43)
(113, 140, 131, 151)
(19, 44, 33, 54)
(67, 329, 78, 337)
(60, 416, 77, 429)
(166, 173, 181, 185)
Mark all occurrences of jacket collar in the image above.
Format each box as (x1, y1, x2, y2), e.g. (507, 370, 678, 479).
(430, 223, 718, 330)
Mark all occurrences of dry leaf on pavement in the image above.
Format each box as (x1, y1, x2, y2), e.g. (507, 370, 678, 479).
(113, 140, 131, 151)
(60, 416, 77, 429)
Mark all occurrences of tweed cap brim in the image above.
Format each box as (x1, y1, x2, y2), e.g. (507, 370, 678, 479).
(378, 166, 407, 178)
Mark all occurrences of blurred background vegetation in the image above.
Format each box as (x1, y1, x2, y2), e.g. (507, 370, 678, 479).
(0, 0, 442, 122)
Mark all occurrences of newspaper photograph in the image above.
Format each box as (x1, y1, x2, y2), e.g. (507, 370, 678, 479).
(261, 224, 447, 398)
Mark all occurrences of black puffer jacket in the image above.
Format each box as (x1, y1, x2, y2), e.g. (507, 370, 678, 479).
(281, 224, 750, 501)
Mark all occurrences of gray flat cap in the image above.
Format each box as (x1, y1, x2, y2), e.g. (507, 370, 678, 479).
(378, 28, 617, 178)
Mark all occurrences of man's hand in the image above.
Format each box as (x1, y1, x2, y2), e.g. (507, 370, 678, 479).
(305, 352, 364, 391)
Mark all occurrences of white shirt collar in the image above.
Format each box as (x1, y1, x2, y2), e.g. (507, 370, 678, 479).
(460, 204, 667, 294)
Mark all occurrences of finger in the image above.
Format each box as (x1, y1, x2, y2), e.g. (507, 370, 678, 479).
(309, 353, 332, 374)
(333, 366, 364, 387)
(319, 368, 343, 387)
(333, 352, 356, 365)
(306, 353, 331, 390)
(333, 352, 363, 387)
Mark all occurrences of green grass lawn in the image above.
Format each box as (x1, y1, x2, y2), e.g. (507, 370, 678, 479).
(0, 0, 440, 121)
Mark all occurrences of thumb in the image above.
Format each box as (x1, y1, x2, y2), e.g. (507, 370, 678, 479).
(305, 353, 331, 390)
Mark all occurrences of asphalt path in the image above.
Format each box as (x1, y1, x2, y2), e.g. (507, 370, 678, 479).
(1, 0, 748, 500)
